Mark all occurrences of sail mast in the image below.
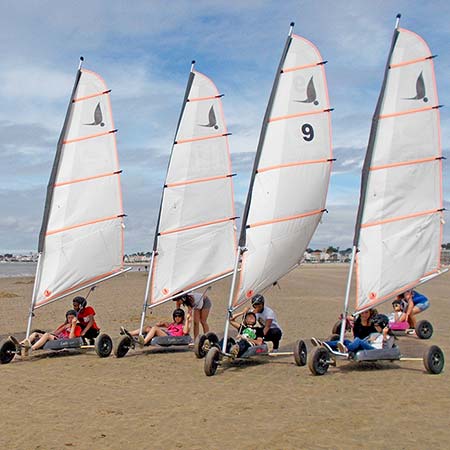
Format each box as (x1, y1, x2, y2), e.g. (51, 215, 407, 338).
(26, 57, 84, 338)
(339, 16, 401, 339)
(139, 62, 196, 336)
(238, 23, 294, 248)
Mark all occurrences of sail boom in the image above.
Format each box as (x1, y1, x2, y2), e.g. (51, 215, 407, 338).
(34, 267, 131, 310)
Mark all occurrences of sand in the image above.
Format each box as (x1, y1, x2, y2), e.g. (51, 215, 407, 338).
(0, 264, 449, 450)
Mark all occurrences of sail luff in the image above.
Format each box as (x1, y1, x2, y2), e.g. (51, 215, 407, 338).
(238, 30, 293, 248)
(38, 69, 82, 252)
(352, 25, 400, 248)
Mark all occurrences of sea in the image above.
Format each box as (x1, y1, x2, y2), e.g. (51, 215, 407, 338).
(0, 262, 37, 278)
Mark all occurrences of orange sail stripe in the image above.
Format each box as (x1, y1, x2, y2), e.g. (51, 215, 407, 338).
(72, 90, 110, 103)
(269, 109, 327, 123)
(63, 130, 116, 145)
(175, 133, 226, 145)
(282, 62, 321, 73)
(361, 209, 439, 229)
(258, 158, 329, 174)
(370, 157, 437, 171)
(54, 171, 118, 187)
(379, 105, 434, 120)
(188, 95, 221, 102)
(248, 209, 324, 229)
(46, 215, 121, 236)
(166, 174, 230, 188)
(159, 217, 233, 236)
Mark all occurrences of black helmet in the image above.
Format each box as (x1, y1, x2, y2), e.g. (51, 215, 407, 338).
(173, 308, 185, 320)
(65, 309, 78, 319)
(73, 296, 87, 308)
(251, 294, 265, 306)
(392, 299, 402, 307)
(371, 314, 389, 329)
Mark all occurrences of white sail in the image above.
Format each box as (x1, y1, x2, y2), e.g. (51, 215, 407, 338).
(149, 68, 237, 306)
(33, 67, 125, 309)
(233, 29, 333, 307)
(354, 25, 443, 312)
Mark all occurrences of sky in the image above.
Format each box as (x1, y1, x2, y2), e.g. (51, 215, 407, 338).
(1, 0, 449, 253)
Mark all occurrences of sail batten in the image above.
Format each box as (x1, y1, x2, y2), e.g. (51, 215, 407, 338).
(353, 23, 443, 313)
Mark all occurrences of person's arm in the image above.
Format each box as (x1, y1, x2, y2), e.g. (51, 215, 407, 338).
(81, 315, 95, 336)
(263, 319, 273, 336)
(69, 318, 78, 339)
(231, 307, 250, 320)
(183, 313, 192, 334)
(382, 327, 389, 341)
(229, 317, 241, 330)
(52, 323, 65, 335)
(176, 299, 182, 309)
(156, 321, 169, 327)
(248, 337, 264, 345)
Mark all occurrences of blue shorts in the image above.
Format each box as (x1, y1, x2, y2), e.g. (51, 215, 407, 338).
(415, 300, 430, 311)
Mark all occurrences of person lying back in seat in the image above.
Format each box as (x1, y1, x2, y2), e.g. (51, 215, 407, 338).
(122, 309, 191, 346)
(16, 310, 82, 351)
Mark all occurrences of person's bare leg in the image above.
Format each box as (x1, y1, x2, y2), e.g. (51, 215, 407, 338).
(193, 310, 201, 338)
(32, 332, 56, 351)
(200, 308, 210, 334)
(127, 326, 151, 336)
(143, 326, 168, 345)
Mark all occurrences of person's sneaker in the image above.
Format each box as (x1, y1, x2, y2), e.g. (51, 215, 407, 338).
(271, 348, 279, 353)
(21, 339, 32, 349)
(337, 342, 348, 353)
(406, 329, 416, 335)
(310, 337, 322, 347)
(137, 335, 145, 346)
(230, 343, 240, 357)
(120, 326, 127, 335)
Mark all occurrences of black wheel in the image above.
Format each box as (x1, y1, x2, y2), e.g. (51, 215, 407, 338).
(194, 334, 207, 359)
(0, 338, 17, 364)
(331, 320, 342, 335)
(423, 345, 444, 374)
(293, 339, 307, 366)
(204, 347, 221, 376)
(114, 335, 132, 358)
(416, 320, 433, 340)
(205, 332, 219, 345)
(308, 346, 330, 376)
(327, 334, 340, 342)
(95, 333, 113, 358)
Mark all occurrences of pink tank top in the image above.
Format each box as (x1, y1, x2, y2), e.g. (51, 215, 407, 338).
(166, 323, 184, 337)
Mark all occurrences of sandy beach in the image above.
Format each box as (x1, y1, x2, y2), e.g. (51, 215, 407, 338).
(0, 264, 449, 450)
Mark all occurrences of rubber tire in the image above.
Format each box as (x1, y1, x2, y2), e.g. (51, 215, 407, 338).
(415, 320, 433, 340)
(95, 333, 113, 358)
(0, 338, 17, 364)
(308, 346, 330, 376)
(423, 345, 445, 374)
(204, 347, 220, 376)
(331, 320, 342, 335)
(294, 339, 307, 366)
(327, 334, 340, 342)
(114, 335, 132, 358)
(194, 334, 207, 359)
(205, 332, 219, 345)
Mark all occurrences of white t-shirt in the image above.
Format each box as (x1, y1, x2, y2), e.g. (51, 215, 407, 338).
(253, 305, 282, 332)
(190, 293, 204, 310)
(367, 332, 383, 349)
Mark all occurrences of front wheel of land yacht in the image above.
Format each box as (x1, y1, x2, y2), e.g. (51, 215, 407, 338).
(423, 345, 444, 374)
(309, 346, 330, 376)
(204, 347, 220, 376)
(95, 333, 113, 358)
(416, 320, 433, 340)
(114, 335, 132, 358)
(194, 334, 207, 359)
(293, 340, 307, 366)
(0, 338, 17, 364)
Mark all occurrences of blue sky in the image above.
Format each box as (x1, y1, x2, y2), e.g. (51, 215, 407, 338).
(1, 0, 449, 253)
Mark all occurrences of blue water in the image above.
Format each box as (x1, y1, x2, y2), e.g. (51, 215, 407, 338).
(0, 262, 37, 278)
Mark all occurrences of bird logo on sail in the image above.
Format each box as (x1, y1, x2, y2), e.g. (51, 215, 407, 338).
(405, 72, 428, 102)
(199, 105, 219, 129)
(85, 102, 105, 126)
(295, 77, 319, 106)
